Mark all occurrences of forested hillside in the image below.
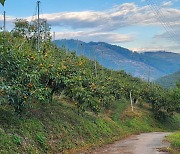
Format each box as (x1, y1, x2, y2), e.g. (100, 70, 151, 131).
(156, 70, 180, 88)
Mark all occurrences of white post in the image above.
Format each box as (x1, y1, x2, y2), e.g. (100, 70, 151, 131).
(130, 91, 134, 112)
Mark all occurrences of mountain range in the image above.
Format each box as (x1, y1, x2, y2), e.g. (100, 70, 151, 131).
(53, 39, 180, 80)
(155, 70, 180, 88)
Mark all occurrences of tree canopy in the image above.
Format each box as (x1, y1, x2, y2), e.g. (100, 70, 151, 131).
(0, 0, 5, 6)
(0, 19, 179, 120)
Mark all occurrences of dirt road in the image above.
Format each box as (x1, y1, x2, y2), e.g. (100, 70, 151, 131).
(91, 132, 171, 154)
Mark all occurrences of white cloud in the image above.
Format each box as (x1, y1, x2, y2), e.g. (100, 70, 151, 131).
(131, 47, 167, 52)
(155, 26, 180, 44)
(54, 31, 134, 43)
(2, 3, 180, 37)
(36, 3, 180, 31)
(131, 44, 180, 53)
(0, 15, 15, 24)
(162, 1, 173, 7)
(40, 3, 180, 46)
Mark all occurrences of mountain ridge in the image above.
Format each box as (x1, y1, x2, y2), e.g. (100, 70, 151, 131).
(53, 39, 180, 80)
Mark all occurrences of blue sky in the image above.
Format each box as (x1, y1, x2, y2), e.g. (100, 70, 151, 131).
(2, 0, 147, 15)
(0, 0, 180, 53)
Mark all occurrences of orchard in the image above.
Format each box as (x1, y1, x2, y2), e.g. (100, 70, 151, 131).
(0, 18, 179, 120)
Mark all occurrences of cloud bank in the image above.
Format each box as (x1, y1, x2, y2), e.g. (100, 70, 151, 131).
(40, 3, 180, 30)
(40, 2, 180, 46)
(1, 2, 180, 52)
(54, 31, 134, 43)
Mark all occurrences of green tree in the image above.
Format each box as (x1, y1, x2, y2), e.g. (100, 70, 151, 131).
(12, 19, 51, 51)
(0, 0, 5, 6)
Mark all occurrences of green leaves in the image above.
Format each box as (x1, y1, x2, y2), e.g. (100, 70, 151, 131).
(0, 0, 5, 6)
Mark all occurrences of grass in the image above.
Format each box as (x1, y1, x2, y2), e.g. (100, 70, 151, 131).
(0, 97, 179, 153)
(166, 132, 180, 154)
(112, 99, 180, 133)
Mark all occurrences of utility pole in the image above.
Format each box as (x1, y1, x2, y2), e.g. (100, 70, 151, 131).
(53, 31, 55, 41)
(148, 67, 150, 83)
(101, 51, 104, 80)
(37, 1, 41, 52)
(65, 40, 68, 54)
(3, 11, 6, 31)
(88, 50, 91, 60)
(44, 20, 47, 41)
(94, 56, 97, 78)
(93, 47, 98, 78)
(76, 40, 79, 55)
(81, 44, 84, 56)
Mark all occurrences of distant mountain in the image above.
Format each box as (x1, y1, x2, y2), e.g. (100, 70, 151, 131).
(53, 39, 180, 80)
(155, 70, 180, 88)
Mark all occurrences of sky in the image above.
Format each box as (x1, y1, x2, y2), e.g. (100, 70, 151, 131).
(0, 0, 180, 53)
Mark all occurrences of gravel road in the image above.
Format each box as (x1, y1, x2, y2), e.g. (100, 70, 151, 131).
(91, 132, 171, 154)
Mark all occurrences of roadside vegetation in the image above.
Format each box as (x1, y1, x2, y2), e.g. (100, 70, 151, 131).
(166, 132, 180, 154)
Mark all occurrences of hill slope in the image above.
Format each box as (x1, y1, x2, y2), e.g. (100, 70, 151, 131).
(156, 70, 180, 88)
(0, 97, 179, 153)
(54, 39, 180, 80)
(1, 29, 180, 154)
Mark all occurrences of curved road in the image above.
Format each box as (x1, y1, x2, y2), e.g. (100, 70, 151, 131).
(91, 132, 171, 154)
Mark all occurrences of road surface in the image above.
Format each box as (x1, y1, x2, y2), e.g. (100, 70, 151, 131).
(90, 132, 171, 154)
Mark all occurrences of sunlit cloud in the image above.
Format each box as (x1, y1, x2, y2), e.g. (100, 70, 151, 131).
(38, 3, 180, 30)
(54, 31, 134, 43)
(131, 45, 180, 53)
